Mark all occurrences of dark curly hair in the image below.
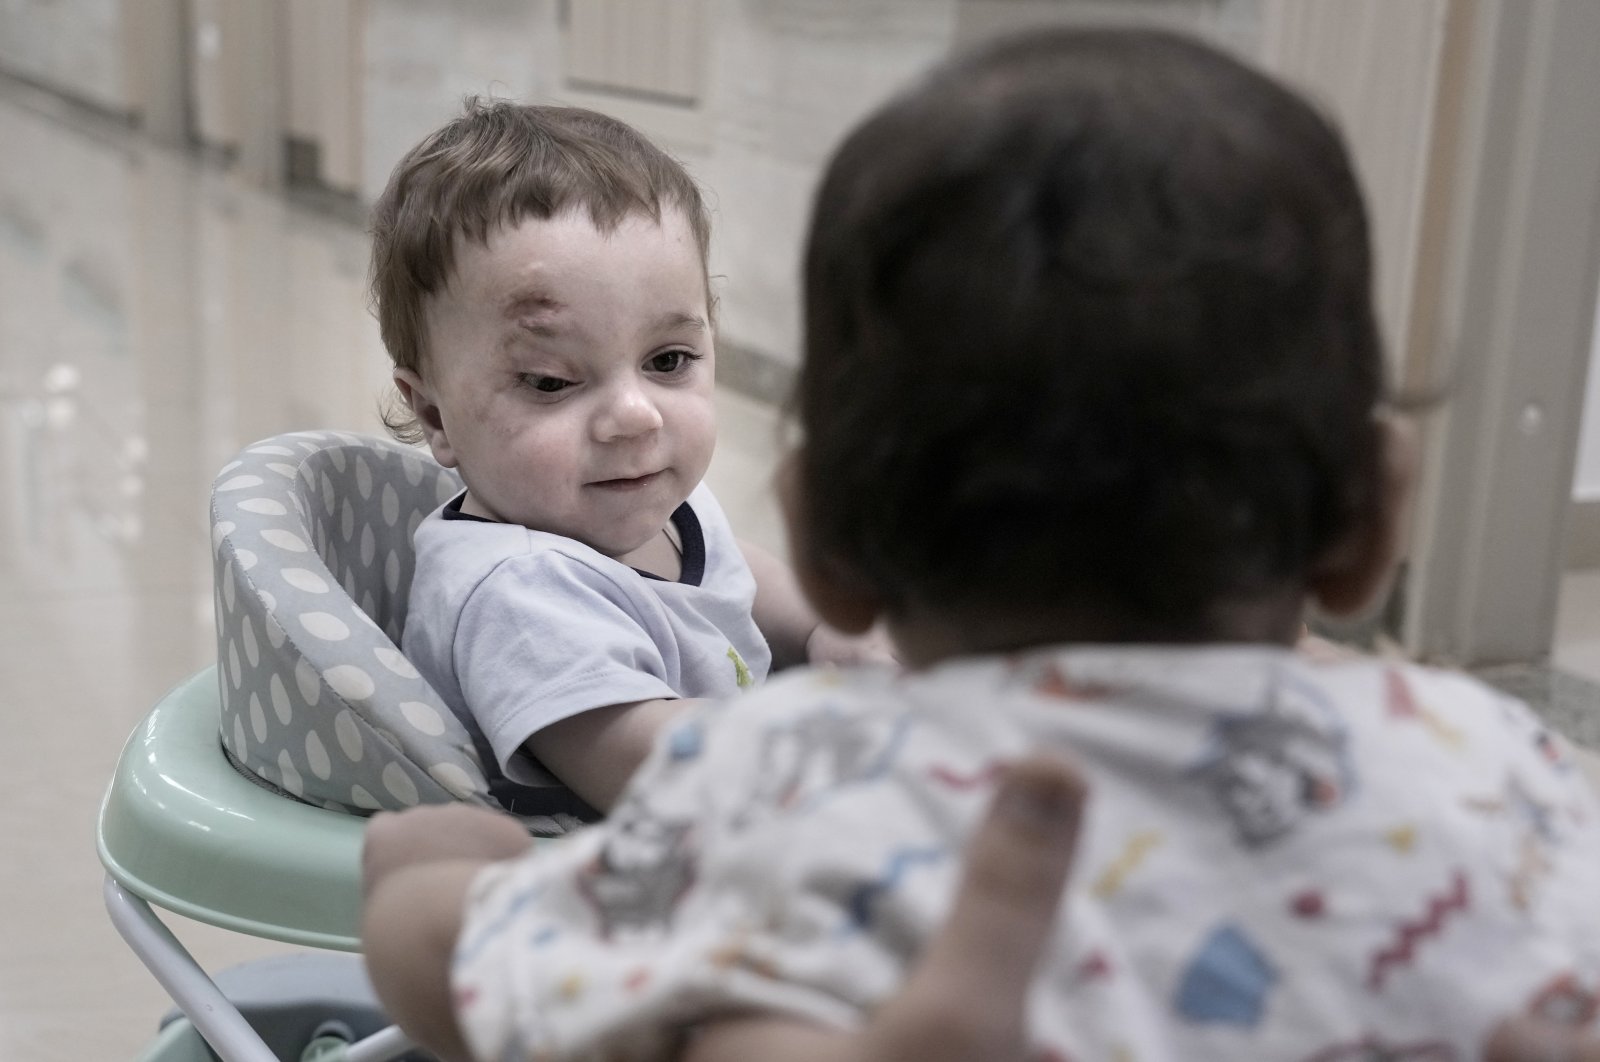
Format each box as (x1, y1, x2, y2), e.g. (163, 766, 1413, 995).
(797, 28, 1383, 638)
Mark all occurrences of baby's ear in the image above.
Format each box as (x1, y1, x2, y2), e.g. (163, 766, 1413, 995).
(1307, 414, 1418, 619)
(393, 369, 457, 468)
(776, 451, 883, 635)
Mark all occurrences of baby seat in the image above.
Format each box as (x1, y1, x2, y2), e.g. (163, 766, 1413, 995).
(208, 431, 487, 813)
(98, 431, 499, 1061)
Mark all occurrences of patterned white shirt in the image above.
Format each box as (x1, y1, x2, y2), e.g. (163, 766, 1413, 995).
(454, 645, 1600, 1061)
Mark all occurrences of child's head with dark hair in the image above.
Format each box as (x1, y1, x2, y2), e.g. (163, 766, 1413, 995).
(371, 98, 713, 444)
(371, 98, 719, 562)
(787, 28, 1412, 658)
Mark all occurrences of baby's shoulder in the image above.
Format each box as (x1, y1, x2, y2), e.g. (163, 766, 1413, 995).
(1324, 655, 1556, 749)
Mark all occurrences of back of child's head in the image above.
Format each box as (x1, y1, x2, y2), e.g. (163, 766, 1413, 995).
(370, 98, 711, 442)
(796, 27, 1384, 639)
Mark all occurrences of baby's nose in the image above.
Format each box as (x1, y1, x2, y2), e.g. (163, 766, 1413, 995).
(595, 383, 665, 440)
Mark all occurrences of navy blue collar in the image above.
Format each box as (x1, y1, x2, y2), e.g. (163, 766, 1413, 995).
(442, 493, 706, 587)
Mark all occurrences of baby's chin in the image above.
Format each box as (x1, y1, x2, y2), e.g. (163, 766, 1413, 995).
(579, 519, 679, 565)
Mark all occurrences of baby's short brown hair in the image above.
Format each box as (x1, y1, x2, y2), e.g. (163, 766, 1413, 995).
(369, 98, 712, 442)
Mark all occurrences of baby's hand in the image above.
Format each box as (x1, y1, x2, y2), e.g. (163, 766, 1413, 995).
(805, 622, 899, 667)
(361, 803, 533, 899)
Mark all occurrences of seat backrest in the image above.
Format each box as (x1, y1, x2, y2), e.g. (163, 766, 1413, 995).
(210, 431, 493, 813)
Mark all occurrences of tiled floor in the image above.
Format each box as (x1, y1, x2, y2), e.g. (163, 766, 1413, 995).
(3, 80, 1600, 1060)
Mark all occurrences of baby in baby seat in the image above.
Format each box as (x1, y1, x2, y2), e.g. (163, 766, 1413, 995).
(367, 99, 893, 823)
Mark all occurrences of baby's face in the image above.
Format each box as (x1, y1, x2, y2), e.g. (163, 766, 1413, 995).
(414, 209, 715, 559)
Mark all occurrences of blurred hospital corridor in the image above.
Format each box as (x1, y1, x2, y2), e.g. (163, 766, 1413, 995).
(3, 1, 1600, 1058)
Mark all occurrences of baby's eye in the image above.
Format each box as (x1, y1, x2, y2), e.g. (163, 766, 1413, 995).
(519, 373, 573, 394)
(647, 349, 701, 374)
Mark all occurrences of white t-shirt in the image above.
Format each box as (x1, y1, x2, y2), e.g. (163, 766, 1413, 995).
(452, 644, 1600, 1061)
(403, 482, 771, 804)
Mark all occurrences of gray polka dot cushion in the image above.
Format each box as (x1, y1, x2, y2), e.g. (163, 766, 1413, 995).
(210, 431, 494, 814)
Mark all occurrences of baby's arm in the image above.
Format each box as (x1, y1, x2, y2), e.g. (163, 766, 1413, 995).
(518, 537, 890, 813)
(360, 756, 1085, 1062)
(525, 696, 704, 812)
(739, 538, 897, 669)
(361, 804, 535, 1062)
(364, 857, 480, 1062)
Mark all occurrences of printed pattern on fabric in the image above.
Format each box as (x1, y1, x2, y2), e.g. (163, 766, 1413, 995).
(211, 431, 493, 814)
(452, 648, 1600, 1061)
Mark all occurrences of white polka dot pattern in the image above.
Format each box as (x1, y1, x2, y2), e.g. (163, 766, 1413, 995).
(210, 432, 491, 817)
(270, 674, 292, 725)
(305, 731, 331, 780)
(295, 658, 321, 706)
(429, 762, 476, 798)
(399, 699, 445, 735)
(375, 647, 418, 679)
(277, 750, 303, 797)
(382, 763, 419, 806)
(241, 616, 259, 666)
(334, 708, 363, 761)
(324, 664, 375, 702)
(282, 568, 329, 594)
(261, 529, 309, 552)
(301, 612, 351, 641)
(217, 474, 263, 492)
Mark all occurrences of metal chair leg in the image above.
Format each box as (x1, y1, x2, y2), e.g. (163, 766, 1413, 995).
(105, 875, 282, 1062)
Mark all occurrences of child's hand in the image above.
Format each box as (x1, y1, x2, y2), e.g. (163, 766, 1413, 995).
(361, 803, 533, 899)
(806, 622, 899, 667)
(684, 755, 1088, 1062)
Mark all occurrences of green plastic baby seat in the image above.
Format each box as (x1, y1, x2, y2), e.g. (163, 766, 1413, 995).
(99, 667, 366, 949)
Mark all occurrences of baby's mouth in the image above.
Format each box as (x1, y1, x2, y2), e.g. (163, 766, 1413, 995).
(591, 471, 663, 491)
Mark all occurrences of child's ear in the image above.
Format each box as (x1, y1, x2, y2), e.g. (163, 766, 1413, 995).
(1307, 414, 1418, 618)
(393, 368, 457, 468)
(776, 451, 883, 635)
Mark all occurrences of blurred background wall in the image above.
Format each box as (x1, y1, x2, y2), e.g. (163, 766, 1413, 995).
(0, 0, 1445, 394)
(1, 0, 1596, 667)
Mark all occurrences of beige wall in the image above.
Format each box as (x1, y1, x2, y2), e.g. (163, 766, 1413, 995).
(355, 0, 1263, 377)
(0, 0, 130, 115)
(0, 0, 1453, 396)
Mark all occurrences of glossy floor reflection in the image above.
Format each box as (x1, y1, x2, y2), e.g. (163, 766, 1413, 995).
(0, 82, 789, 1060)
(3, 78, 1600, 1061)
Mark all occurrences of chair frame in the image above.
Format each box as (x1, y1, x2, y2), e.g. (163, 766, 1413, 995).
(99, 668, 421, 1061)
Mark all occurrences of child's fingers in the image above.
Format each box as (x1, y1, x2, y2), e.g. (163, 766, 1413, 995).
(866, 755, 1087, 1062)
(362, 859, 483, 1062)
(1486, 1017, 1600, 1062)
(933, 755, 1087, 987)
